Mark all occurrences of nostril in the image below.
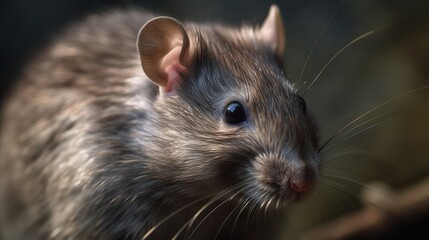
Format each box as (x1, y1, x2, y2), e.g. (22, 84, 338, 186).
(290, 177, 306, 192)
(290, 172, 316, 193)
(290, 178, 315, 192)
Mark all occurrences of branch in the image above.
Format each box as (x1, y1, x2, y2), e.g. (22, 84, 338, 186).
(301, 177, 429, 240)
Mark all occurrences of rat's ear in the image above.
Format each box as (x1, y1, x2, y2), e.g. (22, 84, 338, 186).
(137, 17, 193, 95)
(259, 5, 286, 59)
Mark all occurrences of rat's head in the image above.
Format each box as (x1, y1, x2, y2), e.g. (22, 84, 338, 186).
(137, 5, 320, 206)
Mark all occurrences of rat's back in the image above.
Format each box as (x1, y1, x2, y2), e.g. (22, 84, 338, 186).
(0, 9, 154, 240)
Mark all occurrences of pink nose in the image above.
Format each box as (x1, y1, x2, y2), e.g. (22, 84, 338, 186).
(290, 171, 316, 193)
(290, 178, 309, 192)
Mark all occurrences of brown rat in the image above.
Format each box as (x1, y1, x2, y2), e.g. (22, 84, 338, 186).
(0, 5, 320, 240)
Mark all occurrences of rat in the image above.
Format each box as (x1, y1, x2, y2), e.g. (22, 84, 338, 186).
(0, 5, 320, 240)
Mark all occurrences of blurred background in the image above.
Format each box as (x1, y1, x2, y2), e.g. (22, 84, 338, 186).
(1, 0, 428, 239)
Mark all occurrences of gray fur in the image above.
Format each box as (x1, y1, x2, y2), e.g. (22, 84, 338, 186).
(0, 8, 319, 240)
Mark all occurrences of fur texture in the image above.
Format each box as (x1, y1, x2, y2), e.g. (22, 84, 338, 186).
(0, 8, 319, 240)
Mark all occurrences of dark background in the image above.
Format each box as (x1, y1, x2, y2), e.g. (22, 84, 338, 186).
(1, 0, 429, 239)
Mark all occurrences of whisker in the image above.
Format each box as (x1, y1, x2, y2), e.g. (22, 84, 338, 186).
(321, 148, 366, 164)
(229, 198, 251, 239)
(322, 137, 427, 163)
(323, 145, 364, 157)
(317, 183, 356, 227)
(259, 192, 269, 211)
(275, 197, 280, 210)
(323, 172, 383, 200)
(321, 139, 381, 159)
(320, 178, 361, 201)
(304, 26, 387, 95)
(214, 198, 244, 240)
(263, 195, 276, 219)
(260, 194, 269, 223)
(254, 191, 269, 224)
(170, 183, 244, 240)
(319, 114, 387, 158)
(323, 172, 377, 190)
(297, 0, 345, 90)
(318, 85, 429, 153)
(186, 184, 243, 228)
(141, 195, 211, 240)
(245, 198, 259, 229)
(326, 114, 384, 145)
(321, 117, 393, 155)
(321, 164, 376, 185)
(186, 190, 243, 240)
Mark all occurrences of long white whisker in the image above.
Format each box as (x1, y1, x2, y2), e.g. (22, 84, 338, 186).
(327, 114, 384, 145)
(297, 0, 345, 89)
(323, 172, 377, 190)
(264, 195, 276, 221)
(229, 199, 251, 239)
(317, 183, 356, 218)
(322, 148, 364, 161)
(318, 85, 429, 153)
(141, 195, 210, 240)
(186, 190, 242, 240)
(170, 183, 244, 240)
(319, 114, 386, 157)
(275, 197, 281, 210)
(320, 178, 361, 199)
(304, 26, 386, 94)
(321, 117, 392, 155)
(214, 198, 244, 240)
(322, 137, 426, 161)
(246, 198, 259, 229)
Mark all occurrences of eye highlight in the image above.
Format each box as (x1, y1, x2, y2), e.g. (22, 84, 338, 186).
(224, 102, 246, 124)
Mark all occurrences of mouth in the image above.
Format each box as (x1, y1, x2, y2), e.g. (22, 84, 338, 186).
(237, 168, 318, 209)
(236, 182, 306, 212)
(277, 188, 313, 204)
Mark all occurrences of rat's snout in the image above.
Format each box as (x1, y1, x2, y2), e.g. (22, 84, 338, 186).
(251, 153, 318, 199)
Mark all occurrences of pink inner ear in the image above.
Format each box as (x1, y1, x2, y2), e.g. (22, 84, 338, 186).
(164, 63, 188, 93)
(161, 44, 191, 94)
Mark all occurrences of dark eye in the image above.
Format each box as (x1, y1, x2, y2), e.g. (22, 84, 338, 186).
(298, 96, 307, 112)
(224, 102, 246, 124)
